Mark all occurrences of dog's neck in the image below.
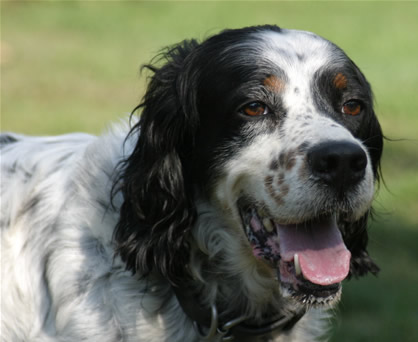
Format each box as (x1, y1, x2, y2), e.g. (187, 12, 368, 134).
(172, 274, 306, 341)
(189, 202, 283, 315)
(180, 202, 307, 340)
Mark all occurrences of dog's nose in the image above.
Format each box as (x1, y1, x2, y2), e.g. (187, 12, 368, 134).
(308, 141, 367, 192)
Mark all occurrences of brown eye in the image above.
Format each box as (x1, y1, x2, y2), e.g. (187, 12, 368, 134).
(241, 102, 269, 116)
(342, 100, 362, 116)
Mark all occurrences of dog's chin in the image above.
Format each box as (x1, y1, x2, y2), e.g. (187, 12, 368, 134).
(279, 272, 342, 307)
(237, 198, 350, 307)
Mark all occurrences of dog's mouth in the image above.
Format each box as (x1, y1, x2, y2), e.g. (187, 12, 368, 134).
(238, 199, 351, 306)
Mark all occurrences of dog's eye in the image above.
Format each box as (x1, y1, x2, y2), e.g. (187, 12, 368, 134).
(240, 102, 270, 117)
(342, 100, 362, 116)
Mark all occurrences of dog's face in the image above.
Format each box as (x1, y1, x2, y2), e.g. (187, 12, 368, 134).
(190, 27, 381, 304)
(116, 26, 382, 308)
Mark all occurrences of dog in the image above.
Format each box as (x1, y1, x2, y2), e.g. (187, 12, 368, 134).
(1, 25, 383, 342)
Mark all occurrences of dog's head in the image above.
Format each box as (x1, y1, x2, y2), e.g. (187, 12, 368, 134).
(115, 25, 382, 306)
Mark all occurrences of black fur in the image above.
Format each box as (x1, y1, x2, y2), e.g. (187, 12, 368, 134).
(114, 40, 200, 284)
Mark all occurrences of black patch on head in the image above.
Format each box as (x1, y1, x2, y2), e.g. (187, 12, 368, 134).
(312, 59, 372, 132)
(185, 27, 289, 185)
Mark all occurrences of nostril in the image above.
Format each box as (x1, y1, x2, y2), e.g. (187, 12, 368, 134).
(314, 153, 339, 174)
(350, 150, 367, 173)
(308, 141, 367, 191)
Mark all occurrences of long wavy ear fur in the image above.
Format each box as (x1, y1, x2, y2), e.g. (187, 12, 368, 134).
(342, 212, 380, 278)
(114, 40, 200, 284)
(344, 104, 383, 278)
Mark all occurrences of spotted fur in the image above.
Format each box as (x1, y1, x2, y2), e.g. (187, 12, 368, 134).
(1, 25, 382, 341)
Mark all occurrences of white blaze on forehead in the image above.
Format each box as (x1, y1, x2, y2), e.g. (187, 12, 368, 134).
(257, 29, 335, 113)
(259, 29, 334, 74)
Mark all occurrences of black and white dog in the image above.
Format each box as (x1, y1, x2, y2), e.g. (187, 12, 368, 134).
(1, 25, 382, 341)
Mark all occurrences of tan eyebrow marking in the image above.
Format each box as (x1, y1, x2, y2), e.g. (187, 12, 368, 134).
(263, 75, 286, 93)
(333, 72, 348, 89)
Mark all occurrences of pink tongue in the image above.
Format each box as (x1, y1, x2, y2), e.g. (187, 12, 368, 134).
(276, 216, 351, 286)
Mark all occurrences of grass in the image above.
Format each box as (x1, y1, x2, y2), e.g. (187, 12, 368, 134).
(2, 1, 418, 341)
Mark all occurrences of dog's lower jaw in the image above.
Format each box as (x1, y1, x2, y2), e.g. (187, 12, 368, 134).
(280, 281, 342, 308)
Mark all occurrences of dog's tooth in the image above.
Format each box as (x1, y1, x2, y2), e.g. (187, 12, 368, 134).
(263, 218, 274, 232)
(257, 208, 266, 218)
(294, 253, 302, 277)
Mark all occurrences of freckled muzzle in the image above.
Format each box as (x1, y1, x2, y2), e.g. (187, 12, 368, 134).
(238, 199, 351, 305)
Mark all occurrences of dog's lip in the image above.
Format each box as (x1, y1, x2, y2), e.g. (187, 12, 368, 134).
(282, 280, 342, 305)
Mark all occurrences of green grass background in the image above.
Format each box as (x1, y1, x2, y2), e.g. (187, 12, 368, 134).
(2, 1, 417, 341)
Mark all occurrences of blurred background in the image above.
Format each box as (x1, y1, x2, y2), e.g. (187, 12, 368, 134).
(1, 1, 417, 341)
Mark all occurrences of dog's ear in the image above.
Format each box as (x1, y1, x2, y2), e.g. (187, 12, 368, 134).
(345, 106, 383, 278)
(359, 105, 384, 178)
(342, 213, 380, 278)
(114, 40, 200, 284)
